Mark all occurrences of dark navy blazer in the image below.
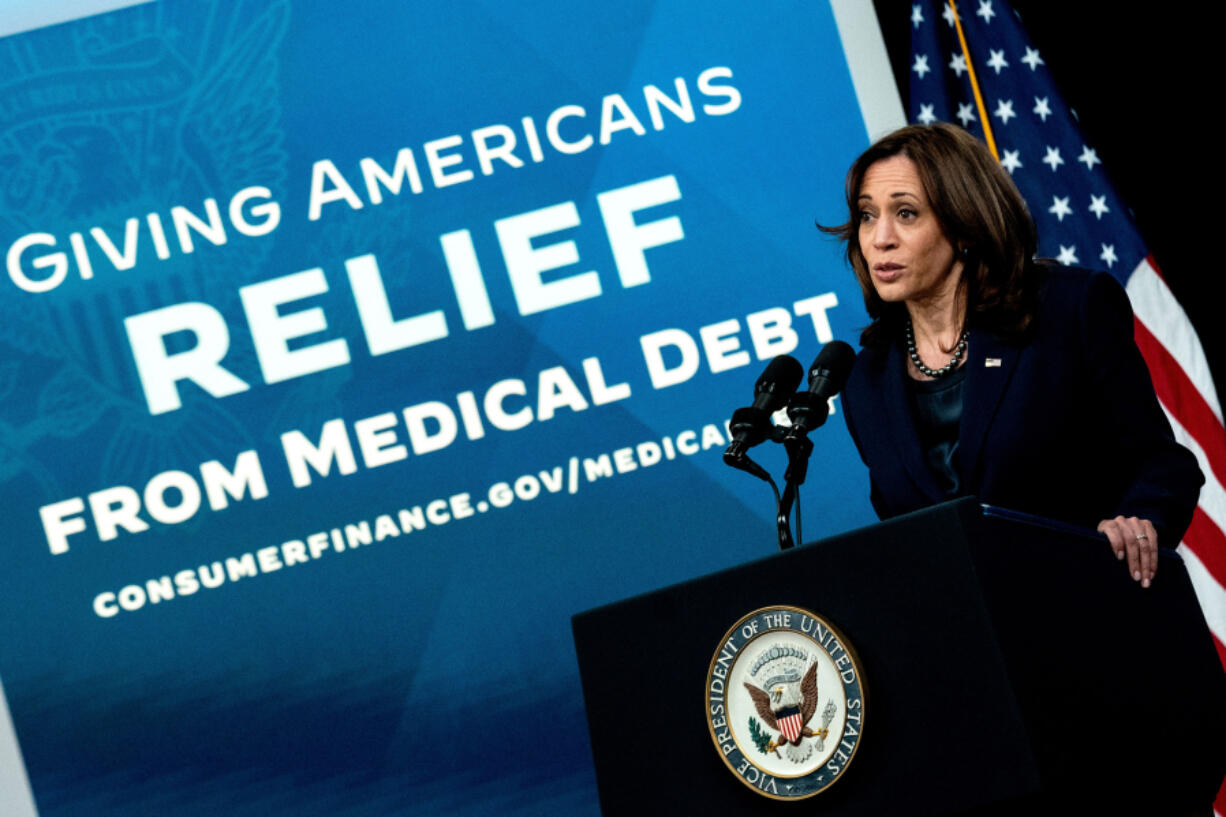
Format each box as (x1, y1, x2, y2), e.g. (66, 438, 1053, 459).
(841, 266, 1203, 544)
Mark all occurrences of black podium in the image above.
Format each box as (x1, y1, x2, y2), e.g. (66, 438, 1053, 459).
(572, 498, 1226, 815)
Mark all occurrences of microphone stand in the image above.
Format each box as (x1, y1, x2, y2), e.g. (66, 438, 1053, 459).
(722, 402, 825, 552)
(724, 423, 787, 545)
(724, 418, 812, 551)
(775, 390, 828, 550)
(776, 432, 813, 550)
(723, 342, 853, 552)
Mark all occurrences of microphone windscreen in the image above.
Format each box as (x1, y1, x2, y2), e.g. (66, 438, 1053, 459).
(808, 341, 856, 397)
(754, 355, 805, 412)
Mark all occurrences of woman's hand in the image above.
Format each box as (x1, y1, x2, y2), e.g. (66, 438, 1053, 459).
(1097, 516, 1159, 588)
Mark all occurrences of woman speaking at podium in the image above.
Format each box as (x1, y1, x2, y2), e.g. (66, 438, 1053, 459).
(828, 124, 1202, 588)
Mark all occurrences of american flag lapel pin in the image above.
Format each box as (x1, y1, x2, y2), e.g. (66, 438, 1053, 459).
(985, 358, 1002, 367)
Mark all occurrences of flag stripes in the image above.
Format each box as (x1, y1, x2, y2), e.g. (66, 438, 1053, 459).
(1126, 258, 1224, 423)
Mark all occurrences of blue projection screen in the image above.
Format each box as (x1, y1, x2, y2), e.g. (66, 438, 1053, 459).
(0, 2, 902, 814)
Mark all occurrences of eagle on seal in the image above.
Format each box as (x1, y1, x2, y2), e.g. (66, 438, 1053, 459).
(744, 662, 826, 760)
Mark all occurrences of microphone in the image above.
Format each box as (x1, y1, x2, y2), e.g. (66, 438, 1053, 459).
(724, 355, 804, 462)
(786, 341, 856, 438)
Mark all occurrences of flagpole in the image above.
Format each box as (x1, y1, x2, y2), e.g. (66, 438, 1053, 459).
(947, 0, 999, 159)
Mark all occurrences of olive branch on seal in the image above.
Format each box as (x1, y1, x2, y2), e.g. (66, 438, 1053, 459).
(747, 717, 773, 755)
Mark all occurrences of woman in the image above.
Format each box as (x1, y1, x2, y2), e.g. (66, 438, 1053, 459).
(828, 123, 1202, 588)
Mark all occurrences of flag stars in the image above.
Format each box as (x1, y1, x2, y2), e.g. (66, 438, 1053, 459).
(1056, 245, 1079, 266)
(913, 54, 932, 79)
(1100, 244, 1118, 268)
(1000, 149, 1022, 174)
(942, 4, 957, 26)
(994, 99, 1016, 124)
(917, 103, 937, 125)
(1048, 196, 1073, 222)
(1078, 145, 1101, 170)
(977, 0, 996, 23)
(949, 52, 968, 77)
(1022, 46, 1044, 71)
(986, 49, 1009, 74)
(1089, 195, 1110, 219)
(1033, 96, 1052, 122)
(912, 4, 925, 28)
(1042, 146, 1064, 171)
(957, 102, 977, 127)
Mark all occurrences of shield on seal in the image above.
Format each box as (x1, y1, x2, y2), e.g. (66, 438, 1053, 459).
(777, 709, 803, 743)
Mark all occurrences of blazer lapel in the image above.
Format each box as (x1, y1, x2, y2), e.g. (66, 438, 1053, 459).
(958, 328, 1021, 488)
(881, 340, 947, 503)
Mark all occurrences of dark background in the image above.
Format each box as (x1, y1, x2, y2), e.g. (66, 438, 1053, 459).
(874, 1, 1222, 410)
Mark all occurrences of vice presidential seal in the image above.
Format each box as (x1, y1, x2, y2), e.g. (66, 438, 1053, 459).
(705, 605, 866, 800)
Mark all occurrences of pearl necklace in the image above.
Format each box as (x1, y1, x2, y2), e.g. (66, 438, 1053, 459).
(906, 319, 968, 378)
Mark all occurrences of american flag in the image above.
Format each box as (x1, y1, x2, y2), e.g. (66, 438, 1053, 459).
(908, 0, 1226, 807)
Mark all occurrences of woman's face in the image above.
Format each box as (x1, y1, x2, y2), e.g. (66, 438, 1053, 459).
(856, 155, 962, 308)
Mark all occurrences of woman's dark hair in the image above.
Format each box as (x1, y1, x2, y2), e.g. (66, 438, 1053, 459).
(821, 123, 1039, 350)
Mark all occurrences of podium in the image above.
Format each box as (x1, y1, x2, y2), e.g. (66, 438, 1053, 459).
(571, 498, 1226, 815)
